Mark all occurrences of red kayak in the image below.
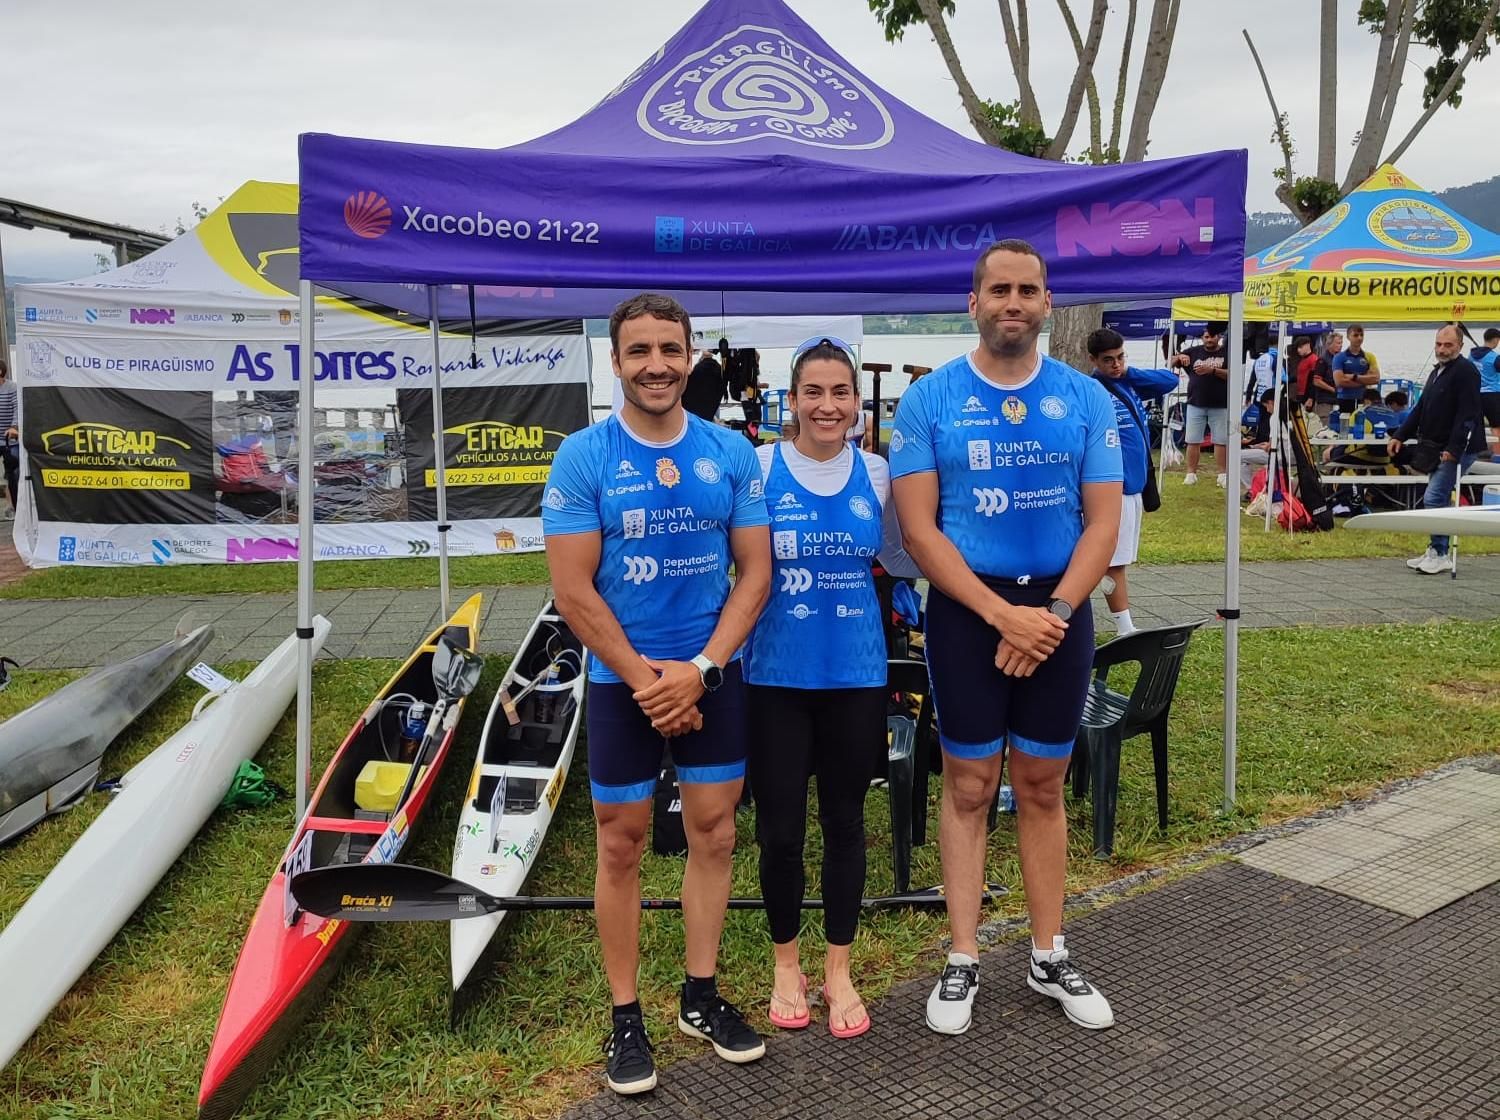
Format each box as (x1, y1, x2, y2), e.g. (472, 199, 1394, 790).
(197, 594, 482, 1119)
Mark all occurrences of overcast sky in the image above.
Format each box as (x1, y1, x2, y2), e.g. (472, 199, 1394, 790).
(8, 0, 1500, 279)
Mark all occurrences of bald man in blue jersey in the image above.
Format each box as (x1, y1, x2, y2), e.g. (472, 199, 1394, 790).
(543, 294, 772, 1094)
(891, 240, 1122, 1037)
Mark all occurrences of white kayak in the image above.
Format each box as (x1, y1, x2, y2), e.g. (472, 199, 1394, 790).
(0, 617, 331, 1070)
(1345, 507, 1500, 536)
(450, 602, 585, 992)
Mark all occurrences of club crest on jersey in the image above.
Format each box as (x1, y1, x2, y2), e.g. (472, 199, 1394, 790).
(655, 457, 682, 487)
(848, 495, 874, 520)
(1001, 396, 1027, 424)
(1040, 396, 1068, 420)
(693, 457, 720, 484)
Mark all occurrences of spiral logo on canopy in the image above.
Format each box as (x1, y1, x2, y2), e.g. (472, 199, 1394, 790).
(637, 24, 894, 149)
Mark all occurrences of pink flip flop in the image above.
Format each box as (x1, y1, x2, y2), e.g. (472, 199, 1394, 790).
(768, 973, 810, 1030)
(823, 985, 871, 1039)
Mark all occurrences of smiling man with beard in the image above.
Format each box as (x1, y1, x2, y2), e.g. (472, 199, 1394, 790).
(891, 240, 1122, 1038)
(542, 293, 771, 1094)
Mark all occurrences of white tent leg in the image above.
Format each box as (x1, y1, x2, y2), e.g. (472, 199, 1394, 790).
(1158, 319, 1176, 492)
(1266, 321, 1286, 532)
(295, 280, 317, 817)
(1223, 292, 1245, 811)
(428, 288, 450, 618)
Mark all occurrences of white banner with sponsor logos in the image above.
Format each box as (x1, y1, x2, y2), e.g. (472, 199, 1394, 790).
(26, 519, 546, 568)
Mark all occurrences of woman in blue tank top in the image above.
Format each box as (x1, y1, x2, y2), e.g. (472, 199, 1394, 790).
(743, 338, 890, 1039)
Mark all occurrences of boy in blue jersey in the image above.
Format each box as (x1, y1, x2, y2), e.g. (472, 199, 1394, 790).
(891, 240, 1122, 1037)
(1331, 324, 1381, 417)
(1086, 327, 1177, 636)
(542, 293, 772, 1094)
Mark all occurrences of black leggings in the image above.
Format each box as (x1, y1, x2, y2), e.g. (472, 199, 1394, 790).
(747, 684, 885, 946)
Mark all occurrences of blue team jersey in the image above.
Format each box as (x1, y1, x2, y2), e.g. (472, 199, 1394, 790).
(1332, 349, 1373, 401)
(742, 444, 885, 690)
(1096, 366, 1177, 497)
(889, 353, 1123, 581)
(541, 413, 769, 683)
(1479, 349, 1500, 394)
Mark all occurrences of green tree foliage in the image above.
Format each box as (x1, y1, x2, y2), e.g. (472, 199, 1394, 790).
(1359, 0, 1498, 110)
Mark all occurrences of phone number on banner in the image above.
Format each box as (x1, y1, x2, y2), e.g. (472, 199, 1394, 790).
(42, 469, 190, 490)
(424, 466, 551, 487)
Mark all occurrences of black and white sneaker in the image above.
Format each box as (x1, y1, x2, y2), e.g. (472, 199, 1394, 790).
(1027, 945, 1114, 1029)
(603, 1013, 657, 1095)
(678, 987, 767, 1063)
(925, 952, 979, 1035)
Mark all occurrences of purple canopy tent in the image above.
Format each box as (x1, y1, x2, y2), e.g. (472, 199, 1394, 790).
(291, 0, 1250, 814)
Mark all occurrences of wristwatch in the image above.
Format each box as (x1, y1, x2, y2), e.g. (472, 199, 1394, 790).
(690, 653, 725, 692)
(1046, 598, 1074, 622)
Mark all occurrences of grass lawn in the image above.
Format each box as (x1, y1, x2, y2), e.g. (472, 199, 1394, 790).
(3, 621, 1499, 1119)
(5, 460, 1496, 602)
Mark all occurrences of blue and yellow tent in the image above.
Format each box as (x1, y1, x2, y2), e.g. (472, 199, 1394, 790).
(1174, 164, 1500, 322)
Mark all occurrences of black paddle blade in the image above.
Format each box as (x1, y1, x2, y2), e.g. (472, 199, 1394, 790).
(291, 863, 502, 922)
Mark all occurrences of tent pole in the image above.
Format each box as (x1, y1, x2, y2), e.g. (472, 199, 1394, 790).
(295, 280, 317, 817)
(1223, 292, 1245, 812)
(1266, 321, 1286, 532)
(1159, 319, 1176, 492)
(428, 287, 450, 618)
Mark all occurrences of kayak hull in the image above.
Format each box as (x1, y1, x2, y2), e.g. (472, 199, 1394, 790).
(450, 602, 585, 992)
(0, 622, 214, 843)
(198, 593, 482, 1120)
(0, 618, 329, 1071)
(1345, 507, 1500, 536)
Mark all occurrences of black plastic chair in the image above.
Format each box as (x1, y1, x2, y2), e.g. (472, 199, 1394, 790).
(884, 658, 936, 894)
(1070, 620, 1208, 858)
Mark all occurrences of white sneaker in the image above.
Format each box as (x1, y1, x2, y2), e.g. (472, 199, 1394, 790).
(1216, 473, 1228, 488)
(1027, 942, 1114, 1029)
(1406, 547, 1438, 570)
(926, 952, 979, 1035)
(1416, 550, 1454, 575)
(1183, 472, 1198, 486)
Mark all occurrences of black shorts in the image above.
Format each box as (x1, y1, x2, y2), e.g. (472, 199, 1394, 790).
(1482, 392, 1500, 429)
(923, 578, 1095, 761)
(585, 661, 747, 803)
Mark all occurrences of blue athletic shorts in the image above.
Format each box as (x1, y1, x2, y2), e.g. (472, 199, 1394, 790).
(924, 579, 1095, 761)
(585, 660, 748, 803)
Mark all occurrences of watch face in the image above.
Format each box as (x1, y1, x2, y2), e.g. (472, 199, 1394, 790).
(702, 664, 725, 691)
(1049, 599, 1073, 622)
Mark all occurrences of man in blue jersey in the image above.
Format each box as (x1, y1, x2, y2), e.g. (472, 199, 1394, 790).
(1085, 327, 1177, 636)
(891, 240, 1122, 1037)
(542, 293, 772, 1094)
(1476, 327, 1500, 448)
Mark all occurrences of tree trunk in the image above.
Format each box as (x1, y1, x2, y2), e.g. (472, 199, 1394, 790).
(1108, 0, 1139, 159)
(1123, 0, 1181, 161)
(998, 0, 1042, 127)
(1317, 0, 1336, 181)
(916, 0, 1003, 146)
(1048, 0, 1109, 161)
(1344, 0, 1413, 193)
(1048, 303, 1101, 373)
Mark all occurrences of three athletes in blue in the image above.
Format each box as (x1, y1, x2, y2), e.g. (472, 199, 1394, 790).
(542, 294, 771, 1094)
(890, 241, 1122, 1038)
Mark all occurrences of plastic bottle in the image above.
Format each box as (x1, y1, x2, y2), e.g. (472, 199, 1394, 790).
(533, 663, 560, 724)
(997, 784, 1016, 814)
(1327, 409, 1341, 435)
(1373, 419, 1387, 441)
(400, 702, 428, 761)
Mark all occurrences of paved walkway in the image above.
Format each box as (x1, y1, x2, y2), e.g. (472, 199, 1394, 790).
(2, 556, 1498, 670)
(564, 760, 1500, 1120)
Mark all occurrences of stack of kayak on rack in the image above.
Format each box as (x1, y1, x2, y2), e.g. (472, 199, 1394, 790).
(198, 596, 588, 1119)
(0, 616, 332, 1071)
(0, 594, 589, 1113)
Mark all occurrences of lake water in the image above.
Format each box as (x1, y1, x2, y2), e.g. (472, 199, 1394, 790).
(587, 326, 1449, 411)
